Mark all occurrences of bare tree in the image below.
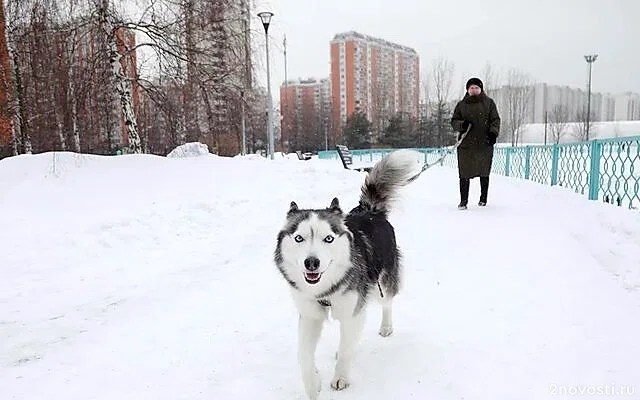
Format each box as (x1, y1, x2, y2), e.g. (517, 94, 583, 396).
(421, 76, 429, 116)
(612, 121, 621, 138)
(503, 68, 533, 146)
(66, 17, 81, 152)
(0, 0, 14, 157)
(547, 103, 569, 144)
(46, 1, 67, 151)
(480, 62, 502, 96)
(572, 107, 597, 141)
(428, 57, 455, 146)
(430, 57, 454, 105)
(2, 0, 32, 156)
(2, 0, 260, 157)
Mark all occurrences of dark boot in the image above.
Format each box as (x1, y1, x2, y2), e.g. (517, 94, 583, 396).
(458, 178, 470, 210)
(479, 176, 489, 206)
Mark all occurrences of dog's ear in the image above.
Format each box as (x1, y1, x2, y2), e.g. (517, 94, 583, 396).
(288, 201, 299, 214)
(328, 197, 342, 214)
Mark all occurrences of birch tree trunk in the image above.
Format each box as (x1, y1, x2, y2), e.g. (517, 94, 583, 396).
(12, 47, 30, 153)
(183, 0, 199, 142)
(99, 0, 141, 153)
(110, 34, 141, 153)
(50, 78, 66, 151)
(6, 44, 20, 156)
(0, 0, 18, 154)
(98, 0, 120, 152)
(10, 115, 18, 155)
(68, 27, 80, 152)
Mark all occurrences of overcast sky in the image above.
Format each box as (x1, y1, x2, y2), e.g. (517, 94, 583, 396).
(251, 0, 639, 101)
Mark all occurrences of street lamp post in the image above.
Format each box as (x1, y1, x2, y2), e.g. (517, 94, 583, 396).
(240, 90, 246, 155)
(283, 35, 288, 152)
(544, 109, 548, 145)
(584, 54, 598, 141)
(258, 11, 275, 159)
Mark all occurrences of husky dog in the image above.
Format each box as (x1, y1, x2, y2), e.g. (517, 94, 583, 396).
(273, 150, 421, 399)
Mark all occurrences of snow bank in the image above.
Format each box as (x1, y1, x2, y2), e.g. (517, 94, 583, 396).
(166, 142, 210, 158)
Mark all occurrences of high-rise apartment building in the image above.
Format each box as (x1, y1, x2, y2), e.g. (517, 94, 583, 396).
(491, 83, 640, 124)
(329, 31, 419, 142)
(614, 92, 640, 121)
(280, 78, 331, 151)
(600, 93, 616, 121)
(174, 0, 252, 155)
(196, 0, 252, 132)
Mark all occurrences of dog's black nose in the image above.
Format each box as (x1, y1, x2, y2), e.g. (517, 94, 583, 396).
(304, 256, 320, 271)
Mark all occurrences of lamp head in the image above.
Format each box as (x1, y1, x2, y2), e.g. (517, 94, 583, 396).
(257, 11, 274, 33)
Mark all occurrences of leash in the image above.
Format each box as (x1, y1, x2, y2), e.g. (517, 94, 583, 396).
(318, 125, 471, 310)
(407, 124, 471, 183)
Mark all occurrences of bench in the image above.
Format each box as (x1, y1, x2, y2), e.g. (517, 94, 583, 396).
(295, 150, 312, 161)
(336, 145, 373, 173)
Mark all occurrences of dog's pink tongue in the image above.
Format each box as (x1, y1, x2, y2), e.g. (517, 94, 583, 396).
(306, 272, 320, 280)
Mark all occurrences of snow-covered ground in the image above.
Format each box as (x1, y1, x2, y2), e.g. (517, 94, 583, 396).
(1, 151, 639, 399)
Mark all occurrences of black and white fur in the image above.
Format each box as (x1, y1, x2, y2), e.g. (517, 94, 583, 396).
(274, 150, 421, 399)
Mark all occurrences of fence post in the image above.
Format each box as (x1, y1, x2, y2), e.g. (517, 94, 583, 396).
(505, 148, 511, 176)
(588, 139, 602, 200)
(524, 146, 532, 180)
(550, 144, 560, 185)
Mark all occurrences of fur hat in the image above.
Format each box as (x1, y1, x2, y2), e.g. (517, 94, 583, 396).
(466, 77, 484, 91)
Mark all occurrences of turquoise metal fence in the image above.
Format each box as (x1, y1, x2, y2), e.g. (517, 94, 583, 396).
(317, 135, 640, 209)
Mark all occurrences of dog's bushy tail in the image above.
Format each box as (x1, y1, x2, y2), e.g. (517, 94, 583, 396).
(358, 149, 422, 215)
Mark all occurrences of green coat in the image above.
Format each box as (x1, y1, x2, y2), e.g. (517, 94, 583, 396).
(450, 92, 501, 179)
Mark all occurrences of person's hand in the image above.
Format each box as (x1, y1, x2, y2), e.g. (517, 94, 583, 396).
(486, 132, 497, 146)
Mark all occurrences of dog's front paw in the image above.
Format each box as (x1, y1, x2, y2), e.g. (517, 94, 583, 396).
(303, 368, 322, 399)
(330, 375, 351, 391)
(378, 325, 393, 337)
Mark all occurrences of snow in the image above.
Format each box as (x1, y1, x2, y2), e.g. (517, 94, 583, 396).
(1, 151, 639, 399)
(167, 142, 211, 158)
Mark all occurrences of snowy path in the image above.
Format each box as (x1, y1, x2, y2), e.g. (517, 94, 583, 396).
(1, 153, 639, 399)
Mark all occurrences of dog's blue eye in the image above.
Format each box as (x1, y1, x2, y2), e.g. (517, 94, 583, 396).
(324, 235, 334, 243)
(294, 235, 304, 243)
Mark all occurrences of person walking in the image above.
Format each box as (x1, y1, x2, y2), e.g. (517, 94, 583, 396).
(450, 77, 501, 210)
